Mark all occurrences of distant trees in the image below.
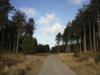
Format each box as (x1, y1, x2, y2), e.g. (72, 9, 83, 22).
(53, 0, 100, 54)
(51, 45, 66, 53)
(36, 44, 50, 53)
(56, 33, 62, 45)
(55, 32, 62, 53)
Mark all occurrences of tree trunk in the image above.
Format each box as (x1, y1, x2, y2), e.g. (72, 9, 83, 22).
(13, 39, 16, 52)
(93, 24, 96, 52)
(9, 40, 11, 51)
(97, 10, 100, 40)
(97, 10, 100, 50)
(16, 30, 20, 53)
(1, 33, 4, 49)
(96, 35, 99, 50)
(79, 37, 82, 53)
(66, 45, 68, 55)
(68, 30, 71, 54)
(84, 27, 87, 53)
(89, 22, 92, 52)
(76, 39, 79, 52)
(58, 44, 60, 53)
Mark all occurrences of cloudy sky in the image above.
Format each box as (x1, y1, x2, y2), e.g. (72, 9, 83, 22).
(10, 0, 90, 47)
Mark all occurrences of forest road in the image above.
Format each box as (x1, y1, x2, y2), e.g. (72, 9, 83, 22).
(38, 54, 77, 75)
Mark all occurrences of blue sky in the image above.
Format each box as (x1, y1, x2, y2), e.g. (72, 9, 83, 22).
(10, 0, 90, 47)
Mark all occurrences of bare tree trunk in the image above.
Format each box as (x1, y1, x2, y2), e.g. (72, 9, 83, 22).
(68, 44, 70, 55)
(16, 30, 20, 53)
(68, 44, 70, 53)
(97, 10, 100, 40)
(96, 35, 99, 50)
(66, 44, 67, 53)
(1, 33, 4, 49)
(89, 22, 92, 52)
(13, 39, 16, 52)
(84, 27, 87, 53)
(93, 23, 96, 52)
(0, 41, 2, 49)
(68, 30, 71, 54)
(77, 39, 79, 52)
(9, 40, 11, 51)
(58, 44, 60, 53)
(66, 43, 70, 55)
(79, 37, 82, 53)
(97, 10, 100, 50)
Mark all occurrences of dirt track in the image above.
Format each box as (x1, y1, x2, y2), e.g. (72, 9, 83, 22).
(39, 54, 77, 75)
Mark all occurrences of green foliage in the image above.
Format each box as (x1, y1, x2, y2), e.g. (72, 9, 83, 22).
(12, 10, 26, 32)
(26, 18, 35, 35)
(56, 33, 62, 45)
(0, 0, 13, 50)
(22, 35, 37, 54)
(95, 55, 100, 63)
(0, 0, 13, 21)
(55, 32, 62, 53)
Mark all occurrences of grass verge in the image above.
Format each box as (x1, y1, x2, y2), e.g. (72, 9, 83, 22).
(0, 53, 46, 75)
(57, 53, 100, 75)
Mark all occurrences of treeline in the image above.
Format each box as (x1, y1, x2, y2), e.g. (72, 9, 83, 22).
(36, 44, 50, 53)
(0, 0, 50, 54)
(53, 0, 100, 54)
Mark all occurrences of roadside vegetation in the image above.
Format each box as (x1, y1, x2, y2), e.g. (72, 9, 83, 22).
(0, 52, 46, 75)
(57, 53, 100, 75)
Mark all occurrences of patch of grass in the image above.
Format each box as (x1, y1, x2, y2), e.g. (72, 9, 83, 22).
(57, 53, 100, 75)
(0, 53, 46, 75)
(25, 58, 44, 75)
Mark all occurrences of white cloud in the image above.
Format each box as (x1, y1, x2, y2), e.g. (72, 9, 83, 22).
(37, 12, 65, 47)
(38, 12, 64, 36)
(68, 0, 84, 5)
(42, 22, 64, 36)
(46, 13, 56, 21)
(38, 13, 56, 26)
(38, 16, 49, 25)
(20, 7, 38, 18)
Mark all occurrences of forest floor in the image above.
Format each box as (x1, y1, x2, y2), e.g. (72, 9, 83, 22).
(0, 52, 46, 75)
(57, 53, 100, 75)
